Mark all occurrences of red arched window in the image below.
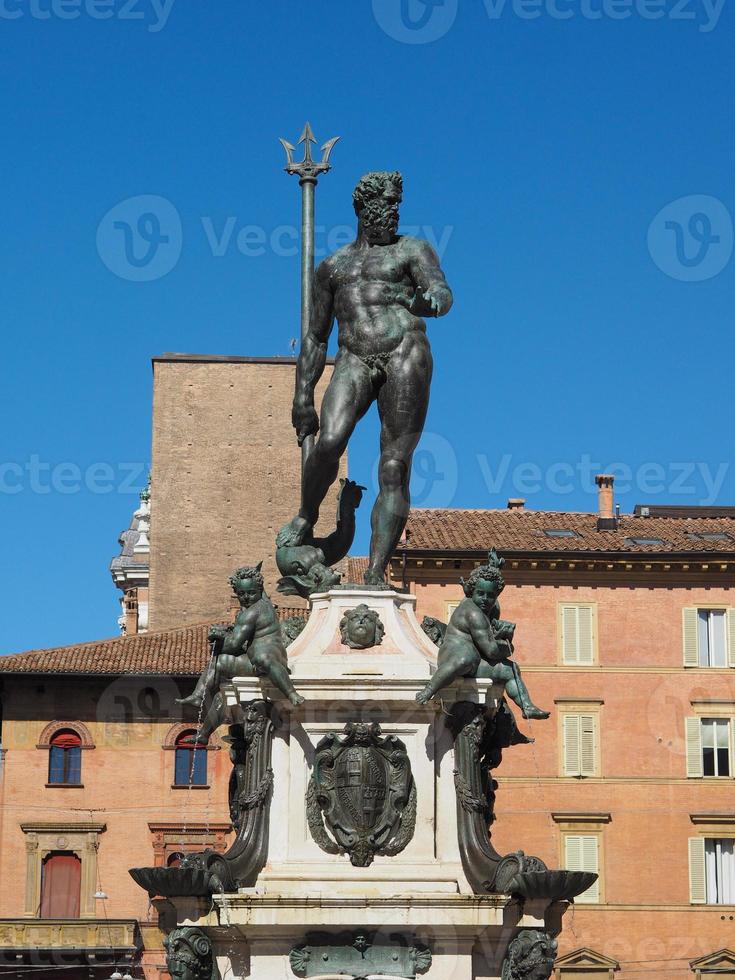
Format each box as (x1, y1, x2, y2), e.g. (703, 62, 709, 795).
(40, 852, 81, 918)
(174, 731, 207, 786)
(48, 730, 82, 785)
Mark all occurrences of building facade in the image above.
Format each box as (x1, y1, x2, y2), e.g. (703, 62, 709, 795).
(0, 625, 229, 978)
(385, 483, 735, 978)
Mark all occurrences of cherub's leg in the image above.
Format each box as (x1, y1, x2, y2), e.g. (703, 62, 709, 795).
(176, 657, 216, 708)
(250, 647, 305, 707)
(416, 652, 476, 704)
(193, 691, 226, 743)
(498, 661, 550, 720)
(191, 655, 240, 741)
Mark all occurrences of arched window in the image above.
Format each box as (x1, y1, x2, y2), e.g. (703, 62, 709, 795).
(174, 731, 207, 786)
(48, 730, 82, 785)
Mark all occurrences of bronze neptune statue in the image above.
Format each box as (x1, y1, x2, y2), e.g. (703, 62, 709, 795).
(278, 171, 453, 585)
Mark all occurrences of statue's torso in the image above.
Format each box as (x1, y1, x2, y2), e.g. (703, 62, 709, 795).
(329, 237, 427, 356)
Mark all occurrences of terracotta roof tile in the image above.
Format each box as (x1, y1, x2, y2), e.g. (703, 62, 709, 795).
(402, 508, 735, 555)
(0, 605, 308, 676)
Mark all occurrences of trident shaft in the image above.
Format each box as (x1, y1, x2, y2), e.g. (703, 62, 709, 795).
(279, 122, 340, 472)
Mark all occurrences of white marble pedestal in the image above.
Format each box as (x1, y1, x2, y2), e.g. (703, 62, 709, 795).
(164, 590, 566, 980)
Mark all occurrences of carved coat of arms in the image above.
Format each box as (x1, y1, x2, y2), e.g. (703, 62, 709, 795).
(307, 722, 416, 867)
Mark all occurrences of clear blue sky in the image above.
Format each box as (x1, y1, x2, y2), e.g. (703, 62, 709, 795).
(1, 0, 732, 653)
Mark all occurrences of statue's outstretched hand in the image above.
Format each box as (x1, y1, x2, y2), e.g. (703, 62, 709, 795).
(423, 284, 452, 317)
(292, 400, 319, 447)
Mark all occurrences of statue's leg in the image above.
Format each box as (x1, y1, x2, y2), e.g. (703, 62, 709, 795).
(297, 352, 374, 530)
(416, 649, 477, 704)
(501, 661, 550, 720)
(367, 335, 432, 583)
(176, 655, 217, 707)
(249, 644, 305, 707)
(192, 654, 240, 740)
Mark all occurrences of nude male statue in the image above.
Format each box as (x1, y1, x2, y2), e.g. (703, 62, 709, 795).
(277, 171, 453, 585)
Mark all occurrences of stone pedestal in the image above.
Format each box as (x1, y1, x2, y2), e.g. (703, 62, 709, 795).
(166, 590, 568, 980)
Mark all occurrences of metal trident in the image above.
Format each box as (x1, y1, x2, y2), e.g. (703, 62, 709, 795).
(279, 122, 340, 472)
(279, 122, 340, 181)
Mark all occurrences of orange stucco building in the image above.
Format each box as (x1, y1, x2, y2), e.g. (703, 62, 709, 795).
(386, 488, 735, 978)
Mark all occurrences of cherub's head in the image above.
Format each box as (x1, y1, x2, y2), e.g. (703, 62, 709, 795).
(461, 560, 504, 615)
(229, 563, 264, 608)
(353, 171, 403, 245)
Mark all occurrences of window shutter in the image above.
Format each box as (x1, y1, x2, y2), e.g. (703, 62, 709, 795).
(565, 834, 599, 903)
(579, 715, 597, 776)
(683, 608, 699, 667)
(577, 606, 594, 665)
(685, 717, 703, 778)
(689, 837, 706, 904)
(727, 609, 735, 668)
(562, 606, 579, 664)
(563, 715, 581, 776)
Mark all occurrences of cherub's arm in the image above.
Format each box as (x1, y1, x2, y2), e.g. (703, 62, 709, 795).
(220, 611, 256, 655)
(406, 239, 453, 318)
(293, 260, 335, 445)
(314, 478, 365, 566)
(468, 611, 503, 665)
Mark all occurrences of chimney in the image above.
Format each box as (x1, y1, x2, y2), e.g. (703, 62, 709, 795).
(595, 474, 617, 530)
(507, 498, 526, 510)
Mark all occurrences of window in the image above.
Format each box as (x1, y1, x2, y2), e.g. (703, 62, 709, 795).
(446, 601, 461, 619)
(687, 532, 733, 543)
(562, 714, 598, 776)
(559, 604, 596, 665)
(625, 536, 667, 546)
(48, 730, 82, 785)
(690, 838, 735, 904)
(39, 852, 81, 918)
(683, 608, 735, 668)
(685, 718, 732, 778)
(543, 528, 579, 538)
(564, 835, 600, 903)
(174, 731, 207, 786)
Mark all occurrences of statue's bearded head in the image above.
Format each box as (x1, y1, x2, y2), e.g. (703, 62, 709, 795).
(353, 171, 403, 245)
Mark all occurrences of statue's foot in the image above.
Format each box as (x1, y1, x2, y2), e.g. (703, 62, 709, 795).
(276, 516, 312, 548)
(522, 705, 550, 720)
(176, 694, 203, 709)
(288, 690, 306, 707)
(363, 567, 389, 588)
(415, 687, 433, 705)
